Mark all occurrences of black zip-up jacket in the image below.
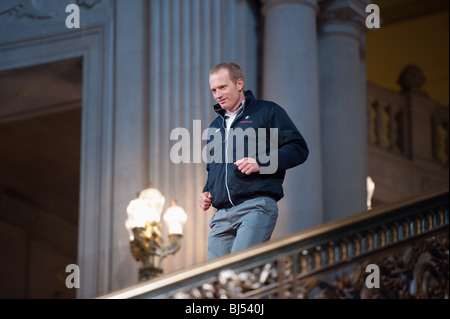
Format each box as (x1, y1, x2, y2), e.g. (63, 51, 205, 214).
(203, 90, 309, 210)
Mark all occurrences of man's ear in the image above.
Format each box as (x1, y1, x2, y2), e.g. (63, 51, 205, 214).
(237, 78, 244, 91)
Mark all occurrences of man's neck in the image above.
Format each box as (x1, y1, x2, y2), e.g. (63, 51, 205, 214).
(227, 95, 246, 115)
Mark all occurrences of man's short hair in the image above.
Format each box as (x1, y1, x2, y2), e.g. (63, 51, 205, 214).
(210, 62, 244, 84)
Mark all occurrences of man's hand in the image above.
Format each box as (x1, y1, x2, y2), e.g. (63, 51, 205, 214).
(235, 157, 260, 175)
(199, 192, 212, 211)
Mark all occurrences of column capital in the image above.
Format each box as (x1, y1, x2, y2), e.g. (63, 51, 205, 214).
(261, 0, 319, 16)
(318, 0, 370, 33)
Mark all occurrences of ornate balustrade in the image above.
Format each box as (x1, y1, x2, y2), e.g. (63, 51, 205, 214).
(366, 67, 448, 205)
(99, 187, 448, 299)
(367, 66, 449, 167)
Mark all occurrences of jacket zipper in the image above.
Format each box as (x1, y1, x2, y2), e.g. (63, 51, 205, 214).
(223, 115, 235, 207)
(222, 105, 247, 207)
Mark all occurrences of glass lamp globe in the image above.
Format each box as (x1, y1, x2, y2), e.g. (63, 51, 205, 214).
(163, 200, 188, 235)
(125, 197, 149, 240)
(125, 195, 162, 240)
(139, 184, 165, 215)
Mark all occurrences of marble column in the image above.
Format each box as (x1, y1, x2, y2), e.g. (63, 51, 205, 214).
(318, 0, 369, 222)
(261, 0, 324, 237)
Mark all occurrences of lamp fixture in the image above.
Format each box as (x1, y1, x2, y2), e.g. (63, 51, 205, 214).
(367, 176, 375, 210)
(125, 184, 187, 281)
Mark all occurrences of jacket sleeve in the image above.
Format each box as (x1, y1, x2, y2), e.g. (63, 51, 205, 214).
(202, 163, 209, 193)
(266, 104, 309, 171)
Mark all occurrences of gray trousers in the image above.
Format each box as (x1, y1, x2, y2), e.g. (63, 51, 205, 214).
(207, 196, 278, 260)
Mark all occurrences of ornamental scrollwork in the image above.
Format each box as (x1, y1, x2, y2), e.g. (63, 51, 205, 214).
(172, 232, 448, 299)
(298, 233, 448, 299)
(173, 262, 279, 299)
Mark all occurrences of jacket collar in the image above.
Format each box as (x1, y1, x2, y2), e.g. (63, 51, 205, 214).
(213, 90, 255, 117)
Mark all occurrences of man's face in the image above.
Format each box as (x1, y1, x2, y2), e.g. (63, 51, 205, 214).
(209, 68, 244, 114)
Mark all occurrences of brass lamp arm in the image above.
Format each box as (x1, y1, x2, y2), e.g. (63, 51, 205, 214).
(157, 234, 183, 267)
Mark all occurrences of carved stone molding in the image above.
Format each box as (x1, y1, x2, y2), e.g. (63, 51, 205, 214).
(260, 0, 319, 16)
(0, 0, 53, 19)
(77, 0, 103, 9)
(318, 0, 370, 32)
(0, 0, 102, 20)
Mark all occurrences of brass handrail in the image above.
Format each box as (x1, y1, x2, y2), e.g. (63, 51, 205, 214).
(98, 186, 448, 299)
